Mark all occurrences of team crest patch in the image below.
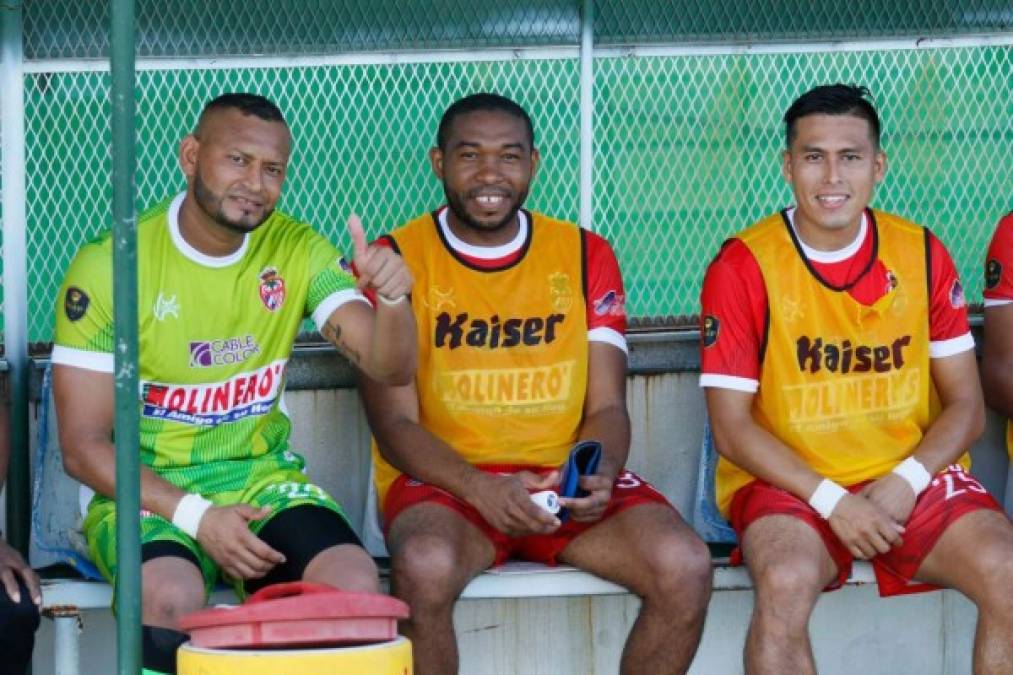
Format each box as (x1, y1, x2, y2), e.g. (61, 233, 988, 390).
(338, 256, 353, 275)
(64, 286, 89, 321)
(548, 272, 574, 312)
(986, 259, 1002, 290)
(949, 279, 966, 309)
(258, 266, 286, 312)
(702, 315, 720, 348)
(885, 270, 899, 293)
(593, 289, 626, 317)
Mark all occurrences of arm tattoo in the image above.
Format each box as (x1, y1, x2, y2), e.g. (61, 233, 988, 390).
(322, 317, 363, 365)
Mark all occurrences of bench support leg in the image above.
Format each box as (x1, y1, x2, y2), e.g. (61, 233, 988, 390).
(44, 606, 82, 675)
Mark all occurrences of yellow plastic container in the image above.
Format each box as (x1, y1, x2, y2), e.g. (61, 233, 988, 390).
(178, 636, 412, 674)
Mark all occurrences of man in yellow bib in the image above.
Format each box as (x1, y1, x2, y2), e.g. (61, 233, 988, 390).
(360, 93, 712, 675)
(701, 83, 1013, 674)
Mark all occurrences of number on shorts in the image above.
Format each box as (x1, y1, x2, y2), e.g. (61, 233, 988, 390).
(940, 465, 986, 501)
(615, 471, 641, 490)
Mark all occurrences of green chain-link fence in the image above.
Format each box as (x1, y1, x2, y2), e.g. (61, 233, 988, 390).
(5, 1, 1011, 343)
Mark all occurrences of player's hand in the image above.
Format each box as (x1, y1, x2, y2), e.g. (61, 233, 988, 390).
(860, 473, 917, 526)
(557, 472, 614, 523)
(0, 540, 40, 606)
(196, 505, 286, 580)
(347, 214, 413, 303)
(827, 493, 905, 560)
(464, 470, 561, 537)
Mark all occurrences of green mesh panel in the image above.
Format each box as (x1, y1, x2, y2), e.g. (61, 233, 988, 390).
(596, 46, 1011, 324)
(11, 2, 1012, 341)
(25, 61, 579, 342)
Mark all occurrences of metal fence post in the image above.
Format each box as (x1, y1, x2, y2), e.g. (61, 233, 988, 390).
(109, 0, 141, 673)
(578, 0, 594, 231)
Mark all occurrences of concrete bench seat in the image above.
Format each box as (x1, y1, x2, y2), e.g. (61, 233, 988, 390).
(39, 558, 879, 612)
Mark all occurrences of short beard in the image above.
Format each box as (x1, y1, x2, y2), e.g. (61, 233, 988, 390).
(193, 172, 272, 234)
(443, 184, 527, 233)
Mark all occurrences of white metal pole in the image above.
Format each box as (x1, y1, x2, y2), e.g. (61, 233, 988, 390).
(578, 0, 594, 230)
(50, 611, 82, 675)
(1, 0, 31, 556)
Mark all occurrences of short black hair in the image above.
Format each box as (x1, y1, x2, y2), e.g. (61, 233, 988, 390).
(784, 84, 881, 148)
(196, 93, 287, 134)
(436, 93, 535, 150)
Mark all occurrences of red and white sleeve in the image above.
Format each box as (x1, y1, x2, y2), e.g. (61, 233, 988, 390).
(699, 239, 767, 392)
(926, 230, 973, 358)
(583, 231, 628, 354)
(984, 212, 1013, 306)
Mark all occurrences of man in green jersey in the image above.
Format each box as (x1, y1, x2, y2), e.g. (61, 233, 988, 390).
(53, 93, 416, 674)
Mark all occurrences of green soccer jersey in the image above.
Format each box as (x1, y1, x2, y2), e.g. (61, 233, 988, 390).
(54, 192, 363, 495)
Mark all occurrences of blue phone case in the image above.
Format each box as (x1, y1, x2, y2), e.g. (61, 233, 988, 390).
(558, 440, 602, 521)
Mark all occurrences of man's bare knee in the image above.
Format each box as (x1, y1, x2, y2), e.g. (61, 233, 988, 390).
(142, 575, 204, 627)
(639, 533, 713, 613)
(392, 533, 471, 608)
(305, 544, 380, 594)
(751, 556, 827, 612)
(968, 544, 1013, 614)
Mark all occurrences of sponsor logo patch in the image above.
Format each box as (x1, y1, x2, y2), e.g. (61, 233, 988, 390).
(141, 359, 287, 427)
(258, 266, 286, 312)
(986, 259, 1002, 290)
(64, 286, 89, 321)
(153, 292, 180, 321)
(593, 289, 626, 317)
(702, 315, 719, 348)
(949, 279, 966, 309)
(338, 256, 353, 275)
(189, 335, 261, 368)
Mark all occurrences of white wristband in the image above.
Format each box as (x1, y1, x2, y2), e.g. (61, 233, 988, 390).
(172, 493, 213, 539)
(807, 479, 848, 520)
(529, 490, 560, 514)
(376, 293, 407, 307)
(892, 456, 932, 497)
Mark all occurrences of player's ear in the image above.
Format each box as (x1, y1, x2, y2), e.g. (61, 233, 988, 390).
(179, 134, 199, 179)
(530, 147, 540, 180)
(429, 146, 444, 180)
(780, 150, 793, 184)
(873, 149, 887, 184)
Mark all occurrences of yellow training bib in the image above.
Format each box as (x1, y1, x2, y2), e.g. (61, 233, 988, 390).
(373, 210, 589, 506)
(716, 209, 967, 516)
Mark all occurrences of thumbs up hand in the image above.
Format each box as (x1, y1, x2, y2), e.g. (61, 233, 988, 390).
(346, 214, 412, 306)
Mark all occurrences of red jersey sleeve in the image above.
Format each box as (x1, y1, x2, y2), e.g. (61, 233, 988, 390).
(583, 231, 628, 349)
(926, 230, 973, 357)
(984, 212, 1013, 304)
(699, 238, 768, 390)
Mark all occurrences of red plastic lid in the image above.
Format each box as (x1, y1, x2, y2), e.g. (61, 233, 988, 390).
(179, 582, 410, 649)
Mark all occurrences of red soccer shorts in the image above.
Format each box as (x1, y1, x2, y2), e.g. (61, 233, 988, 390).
(729, 464, 1002, 597)
(384, 464, 674, 566)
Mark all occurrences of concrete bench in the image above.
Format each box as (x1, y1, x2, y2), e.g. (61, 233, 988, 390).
(27, 335, 1007, 674)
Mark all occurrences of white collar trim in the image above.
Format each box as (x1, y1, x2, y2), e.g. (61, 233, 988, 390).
(438, 207, 528, 259)
(168, 191, 250, 268)
(787, 207, 867, 264)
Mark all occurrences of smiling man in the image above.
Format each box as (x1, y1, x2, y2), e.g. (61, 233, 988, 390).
(52, 93, 416, 675)
(700, 84, 1013, 674)
(359, 93, 712, 675)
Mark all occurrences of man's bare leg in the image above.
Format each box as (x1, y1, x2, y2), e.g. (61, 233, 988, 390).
(739, 515, 838, 675)
(913, 509, 1013, 675)
(558, 504, 712, 675)
(387, 504, 496, 675)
